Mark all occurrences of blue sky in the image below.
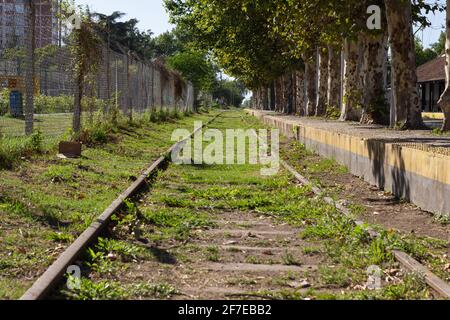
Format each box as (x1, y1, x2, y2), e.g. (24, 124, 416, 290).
(75, 0, 174, 35)
(75, 0, 445, 47)
(417, 9, 446, 48)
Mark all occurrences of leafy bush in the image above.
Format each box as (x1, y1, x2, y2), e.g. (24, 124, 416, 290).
(0, 88, 9, 116)
(34, 95, 73, 114)
(34, 95, 107, 114)
(0, 131, 43, 169)
(77, 123, 111, 146)
(326, 106, 341, 120)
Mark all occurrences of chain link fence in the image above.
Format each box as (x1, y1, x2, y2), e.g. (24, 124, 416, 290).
(0, 0, 194, 139)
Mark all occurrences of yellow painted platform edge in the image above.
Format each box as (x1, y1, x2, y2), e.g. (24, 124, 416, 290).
(247, 110, 450, 185)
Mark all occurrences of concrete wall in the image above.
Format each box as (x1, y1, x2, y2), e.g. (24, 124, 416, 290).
(248, 110, 450, 215)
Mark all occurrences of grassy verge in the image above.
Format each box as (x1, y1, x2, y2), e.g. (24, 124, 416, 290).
(0, 108, 216, 299)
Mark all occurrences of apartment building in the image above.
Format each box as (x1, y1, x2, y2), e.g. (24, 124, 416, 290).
(0, 0, 57, 49)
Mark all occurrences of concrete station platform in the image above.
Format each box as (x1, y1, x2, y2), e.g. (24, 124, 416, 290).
(246, 109, 450, 216)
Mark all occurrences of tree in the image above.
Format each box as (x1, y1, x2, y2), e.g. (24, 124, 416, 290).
(166, 50, 217, 106)
(213, 80, 246, 107)
(360, 1, 389, 125)
(437, 0, 450, 131)
(386, 0, 425, 129)
(165, 0, 293, 90)
(416, 37, 438, 66)
(69, 15, 102, 134)
(316, 47, 329, 116)
(91, 11, 125, 106)
(152, 31, 183, 57)
(431, 31, 446, 55)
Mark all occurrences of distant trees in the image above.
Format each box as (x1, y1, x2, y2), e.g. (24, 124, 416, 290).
(165, 0, 449, 130)
(431, 31, 446, 55)
(212, 80, 246, 107)
(88, 10, 240, 106)
(416, 32, 447, 67)
(416, 38, 438, 67)
(437, 0, 450, 131)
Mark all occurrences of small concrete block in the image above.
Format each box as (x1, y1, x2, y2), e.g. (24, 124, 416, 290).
(58, 141, 82, 158)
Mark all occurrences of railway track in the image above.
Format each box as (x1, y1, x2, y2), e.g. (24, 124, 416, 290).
(20, 111, 450, 300)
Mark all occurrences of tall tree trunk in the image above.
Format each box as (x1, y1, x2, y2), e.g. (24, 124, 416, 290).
(327, 46, 341, 111)
(385, 0, 424, 129)
(275, 77, 283, 112)
(341, 38, 362, 121)
(316, 47, 329, 116)
(269, 82, 275, 110)
(254, 89, 260, 109)
(283, 73, 293, 114)
(438, 0, 450, 131)
(360, 29, 389, 125)
(305, 54, 318, 116)
(24, 0, 35, 135)
(295, 70, 306, 116)
(261, 87, 269, 110)
(73, 73, 83, 134)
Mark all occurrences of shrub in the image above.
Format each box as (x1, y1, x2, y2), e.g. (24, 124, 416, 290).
(157, 109, 169, 122)
(34, 95, 107, 114)
(326, 106, 341, 120)
(34, 95, 73, 114)
(0, 131, 43, 169)
(0, 88, 9, 116)
(77, 123, 110, 146)
(170, 109, 182, 120)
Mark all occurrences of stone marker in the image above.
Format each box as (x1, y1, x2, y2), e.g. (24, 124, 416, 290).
(58, 141, 82, 158)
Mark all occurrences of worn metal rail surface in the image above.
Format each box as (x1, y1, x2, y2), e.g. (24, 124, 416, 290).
(281, 161, 450, 299)
(21, 111, 450, 300)
(20, 113, 222, 300)
(247, 124, 450, 299)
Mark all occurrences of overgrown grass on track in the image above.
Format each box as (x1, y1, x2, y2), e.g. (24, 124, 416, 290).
(60, 110, 445, 300)
(0, 109, 218, 299)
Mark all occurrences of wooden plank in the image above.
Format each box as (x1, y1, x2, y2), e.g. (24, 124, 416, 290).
(281, 154, 450, 299)
(393, 250, 450, 299)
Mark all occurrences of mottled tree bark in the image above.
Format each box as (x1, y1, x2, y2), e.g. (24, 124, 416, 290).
(438, 0, 450, 131)
(73, 73, 83, 134)
(274, 77, 283, 112)
(360, 29, 389, 125)
(305, 54, 318, 116)
(261, 86, 269, 110)
(316, 47, 329, 116)
(269, 82, 276, 111)
(283, 73, 293, 114)
(327, 46, 341, 111)
(295, 70, 306, 116)
(341, 38, 362, 121)
(385, 0, 424, 129)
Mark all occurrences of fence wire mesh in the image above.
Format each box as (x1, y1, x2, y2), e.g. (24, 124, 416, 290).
(0, 0, 194, 139)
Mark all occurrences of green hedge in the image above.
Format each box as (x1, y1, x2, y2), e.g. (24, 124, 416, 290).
(0, 92, 109, 115)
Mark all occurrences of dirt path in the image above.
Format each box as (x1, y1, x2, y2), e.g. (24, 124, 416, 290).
(280, 138, 450, 243)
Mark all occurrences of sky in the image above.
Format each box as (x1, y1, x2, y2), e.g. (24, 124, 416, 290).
(417, 9, 446, 48)
(75, 0, 174, 36)
(75, 0, 446, 47)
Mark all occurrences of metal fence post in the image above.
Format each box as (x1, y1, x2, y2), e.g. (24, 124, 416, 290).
(24, 0, 35, 135)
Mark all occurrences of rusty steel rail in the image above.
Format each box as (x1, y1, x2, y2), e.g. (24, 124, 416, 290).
(281, 160, 450, 299)
(20, 113, 222, 300)
(246, 124, 450, 299)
